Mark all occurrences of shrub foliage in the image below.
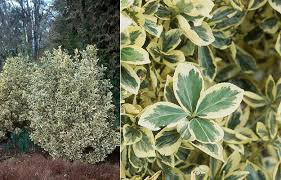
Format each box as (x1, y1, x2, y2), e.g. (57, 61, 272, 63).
(0, 56, 33, 140)
(28, 45, 119, 163)
(121, 0, 281, 179)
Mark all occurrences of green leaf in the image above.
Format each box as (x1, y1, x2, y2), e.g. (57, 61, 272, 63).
(211, 31, 232, 49)
(138, 102, 188, 130)
(121, 64, 140, 94)
(121, 45, 150, 65)
(198, 46, 217, 80)
(155, 128, 182, 156)
(191, 141, 224, 162)
(189, 118, 224, 143)
(132, 128, 156, 158)
(123, 124, 142, 145)
(268, 0, 281, 14)
(196, 83, 244, 119)
(173, 62, 204, 113)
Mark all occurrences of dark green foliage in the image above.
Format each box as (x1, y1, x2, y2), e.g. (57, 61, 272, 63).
(4, 129, 34, 153)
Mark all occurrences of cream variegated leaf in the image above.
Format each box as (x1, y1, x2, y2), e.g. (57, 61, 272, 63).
(138, 102, 189, 130)
(198, 46, 217, 80)
(275, 31, 281, 56)
(221, 151, 241, 177)
(121, 45, 150, 65)
(189, 118, 224, 144)
(191, 141, 224, 162)
(225, 171, 249, 180)
(132, 128, 156, 158)
(268, 0, 281, 14)
(123, 124, 143, 145)
(256, 122, 270, 141)
(155, 127, 182, 156)
(248, 0, 267, 10)
(164, 75, 178, 104)
(173, 62, 204, 113)
(176, 120, 195, 141)
(243, 91, 267, 108)
(195, 83, 244, 119)
(273, 161, 281, 180)
(121, 64, 141, 94)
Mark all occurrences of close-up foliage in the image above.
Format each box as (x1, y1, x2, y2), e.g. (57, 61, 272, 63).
(121, 0, 281, 179)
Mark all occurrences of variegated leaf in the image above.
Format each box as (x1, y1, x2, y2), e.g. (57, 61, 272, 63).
(256, 122, 270, 141)
(275, 31, 281, 56)
(265, 75, 277, 100)
(121, 64, 140, 94)
(273, 161, 281, 180)
(123, 124, 143, 145)
(160, 29, 182, 52)
(260, 17, 279, 34)
(221, 151, 241, 177)
(133, 128, 156, 158)
(162, 50, 185, 67)
(265, 110, 278, 139)
(243, 91, 267, 108)
(189, 118, 224, 144)
(195, 83, 244, 119)
(143, 15, 163, 37)
(155, 128, 182, 156)
(173, 62, 204, 113)
(177, 120, 194, 141)
(268, 0, 281, 14)
(248, 0, 267, 10)
(138, 102, 188, 130)
(164, 75, 178, 104)
(121, 45, 150, 65)
(198, 46, 217, 80)
(230, 44, 257, 73)
(191, 141, 224, 162)
(244, 161, 267, 180)
(225, 171, 249, 180)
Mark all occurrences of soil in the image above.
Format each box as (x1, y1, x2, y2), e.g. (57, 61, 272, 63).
(0, 146, 120, 180)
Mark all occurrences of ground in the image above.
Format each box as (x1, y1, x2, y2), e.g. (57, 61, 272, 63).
(0, 146, 120, 180)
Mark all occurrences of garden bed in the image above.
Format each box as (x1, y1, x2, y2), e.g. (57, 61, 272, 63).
(0, 146, 119, 180)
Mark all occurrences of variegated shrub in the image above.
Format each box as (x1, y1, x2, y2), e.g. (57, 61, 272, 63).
(121, 0, 281, 179)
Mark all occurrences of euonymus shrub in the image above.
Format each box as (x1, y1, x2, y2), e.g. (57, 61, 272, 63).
(121, 0, 281, 179)
(0, 56, 33, 140)
(28, 46, 119, 163)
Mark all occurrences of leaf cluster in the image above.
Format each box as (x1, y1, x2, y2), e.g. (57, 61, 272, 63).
(121, 0, 281, 179)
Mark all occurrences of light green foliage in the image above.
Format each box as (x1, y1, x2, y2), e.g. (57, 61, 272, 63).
(121, 0, 281, 179)
(28, 45, 118, 163)
(0, 56, 33, 140)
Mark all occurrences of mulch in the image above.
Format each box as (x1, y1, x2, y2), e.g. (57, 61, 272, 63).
(0, 146, 120, 180)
